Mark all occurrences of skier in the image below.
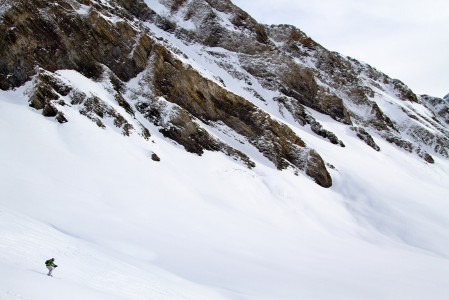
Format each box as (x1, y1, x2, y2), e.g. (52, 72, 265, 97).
(45, 258, 58, 276)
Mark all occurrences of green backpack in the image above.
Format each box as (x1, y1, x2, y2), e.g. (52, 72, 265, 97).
(45, 259, 54, 267)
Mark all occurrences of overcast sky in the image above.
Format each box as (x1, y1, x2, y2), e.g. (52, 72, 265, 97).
(232, 0, 448, 98)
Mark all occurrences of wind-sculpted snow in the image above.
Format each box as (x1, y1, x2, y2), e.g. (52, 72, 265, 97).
(1, 0, 449, 299)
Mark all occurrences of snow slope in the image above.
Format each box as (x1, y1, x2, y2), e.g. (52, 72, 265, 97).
(1, 0, 449, 299)
(1, 78, 449, 299)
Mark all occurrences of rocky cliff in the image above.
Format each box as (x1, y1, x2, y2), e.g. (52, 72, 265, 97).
(1, 0, 448, 187)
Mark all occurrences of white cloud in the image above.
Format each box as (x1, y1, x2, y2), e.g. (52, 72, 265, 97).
(232, 0, 449, 97)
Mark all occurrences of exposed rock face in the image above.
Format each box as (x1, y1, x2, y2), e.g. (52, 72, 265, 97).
(350, 127, 380, 151)
(28, 70, 71, 122)
(136, 95, 256, 169)
(240, 54, 351, 125)
(0, 0, 153, 89)
(421, 95, 449, 126)
(263, 24, 448, 161)
(391, 79, 419, 103)
(274, 96, 345, 147)
(27, 68, 150, 137)
(151, 152, 161, 161)
(146, 46, 330, 184)
(305, 150, 332, 188)
(167, 0, 271, 53)
(1, 0, 448, 186)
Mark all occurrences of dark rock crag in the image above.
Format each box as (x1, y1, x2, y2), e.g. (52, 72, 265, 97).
(1, 0, 448, 186)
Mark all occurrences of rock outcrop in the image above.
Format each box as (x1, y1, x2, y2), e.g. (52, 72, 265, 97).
(1, 0, 448, 187)
(350, 127, 380, 151)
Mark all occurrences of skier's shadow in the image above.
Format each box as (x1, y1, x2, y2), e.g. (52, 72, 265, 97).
(29, 269, 47, 275)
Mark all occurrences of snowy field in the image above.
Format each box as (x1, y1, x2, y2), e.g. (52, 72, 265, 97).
(1, 76, 449, 300)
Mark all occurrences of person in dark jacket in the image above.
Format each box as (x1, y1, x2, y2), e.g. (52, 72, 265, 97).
(45, 258, 58, 276)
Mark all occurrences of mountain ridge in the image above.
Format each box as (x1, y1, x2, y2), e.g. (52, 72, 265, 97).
(1, 1, 449, 299)
(1, 0, 447, 182)
(1, 0, 448, 177)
